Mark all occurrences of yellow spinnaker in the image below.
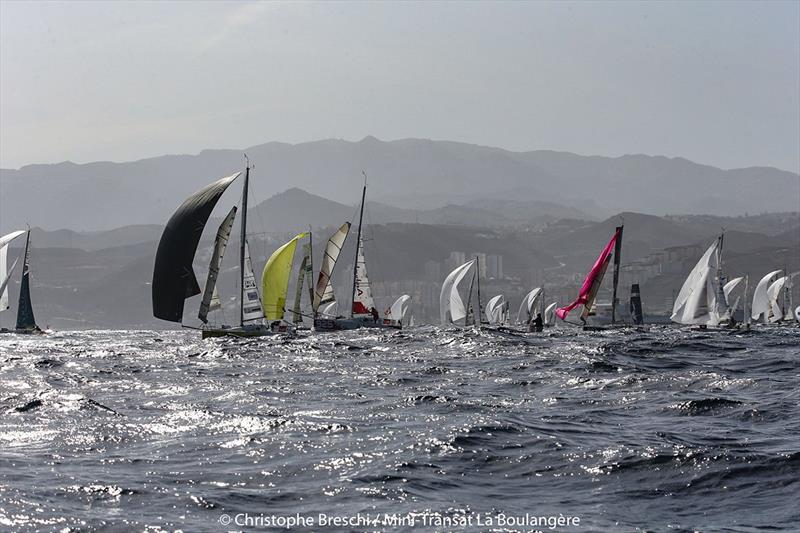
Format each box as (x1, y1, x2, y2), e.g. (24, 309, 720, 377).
(261, 232, 308, 321)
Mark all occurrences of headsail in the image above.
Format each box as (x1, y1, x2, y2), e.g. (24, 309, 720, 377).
(320, 301, 339, 318)
(386, 294, 411, 323)
(766, 276, 788, 323)
(152, 173, 240, 322)
(0, 230, 25, 312)
(261, 232, 308, 321)
(544, 302, 558, 326)
(485, 295, 506, 325)
(751, 270, 782, 323)
(516, 287, 542, 324)
(556, 227, 621, 321)
(0, 257, 20, 310)
(722, 276, 745, 317)
(15, 230, 37, 330)
(439, 259, 476, 325)
(313, 223, 351, 312)
(198, 206, 237, 323)
(241, 241, 263, 322)
(670, 238, 724, 325)
(352, 234, 376, 317)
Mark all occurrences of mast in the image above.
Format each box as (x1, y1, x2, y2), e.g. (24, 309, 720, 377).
(350, 172, 367, 319)
(239, 157, 250, 327)
(611, 225, 623, 324)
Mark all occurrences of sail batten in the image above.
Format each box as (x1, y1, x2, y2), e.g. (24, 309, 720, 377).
(152, 173, 240, 322)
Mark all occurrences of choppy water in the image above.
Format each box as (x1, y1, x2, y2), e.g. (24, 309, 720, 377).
(0, 326, 798, 532)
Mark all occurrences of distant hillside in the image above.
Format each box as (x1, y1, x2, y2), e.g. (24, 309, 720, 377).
(2, 137, 797, 231)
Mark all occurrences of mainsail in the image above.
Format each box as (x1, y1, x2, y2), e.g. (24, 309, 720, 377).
(313, 222, 351, 312)
(152, 173, 240, 322)
(751, 270, 782, 323)
(485, 294, 506, 325)
(0, 230, 25, 312)
(241, 241, 263, 322)
(670, 238, 727, 325)
(439, 259, 476, 325)
(556, 227, 622, 321)
(291, 242, 312, 324)
(15, 230, 37, 330)
(516, 287, 542, 324)
(198, 206, 237, 323)
(261, 232, 308, 321)
(352, 234, 376, 317)
(629, 284, 644, 325)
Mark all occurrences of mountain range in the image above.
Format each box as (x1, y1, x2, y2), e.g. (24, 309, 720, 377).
(2, 137, 798, 231)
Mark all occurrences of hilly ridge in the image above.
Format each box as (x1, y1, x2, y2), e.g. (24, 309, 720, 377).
(2, 137, 797, 231)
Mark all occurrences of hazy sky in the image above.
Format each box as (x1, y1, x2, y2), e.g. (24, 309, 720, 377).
(1, 1, 798, 172)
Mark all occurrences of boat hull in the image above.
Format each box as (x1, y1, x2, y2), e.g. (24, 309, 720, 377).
(313, 317, 401, 332)
(200, 323, 293, 339)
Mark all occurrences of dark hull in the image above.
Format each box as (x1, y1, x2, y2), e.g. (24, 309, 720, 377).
(0, 327, 45, 335)
(200, 323, 293, 339)
(313, 317, 401, 332)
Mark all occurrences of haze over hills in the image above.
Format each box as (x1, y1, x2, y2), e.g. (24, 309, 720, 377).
(2, 137, 798, 231)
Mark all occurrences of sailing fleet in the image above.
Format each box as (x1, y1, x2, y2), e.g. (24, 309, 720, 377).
(0, 161, 797, 336)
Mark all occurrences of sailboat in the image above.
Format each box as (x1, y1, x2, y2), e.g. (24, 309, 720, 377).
(485, 294, 507, 325)
(0, 229, 43, 334)
(313, 177, 400, 332)
(751, 270, 782, 324)
(670, 234, 731, 328)
(556, 225, 624, 330)
(384, 294, 412, 327)
(152, 161, 294, 338)
(516, 287, 543, 326)
(629, 283, 644, 326)
(543, 302, 558, 327)
(440, 259, 478, 326)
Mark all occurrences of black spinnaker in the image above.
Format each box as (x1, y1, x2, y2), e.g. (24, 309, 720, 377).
(152, 173, 240, 322)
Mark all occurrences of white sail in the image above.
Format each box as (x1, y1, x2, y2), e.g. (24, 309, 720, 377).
(544, 302, 558, 326)
(320, 281, 335, 306)
(198, 206, 237, 323)
(0, 230, 25, 312)
(241, 241, 263, 322)
(751, 270, 782, 322)
(352, 234, 375, 317)
(516, 287, 542, 323)
(671, 239, 727, 325)
(320, 301, 338, 318)
(485, 295, 506, 325)
(766, 276, 787, 323)
(314, 222, 351, 312)
(439, 259, 476, 325)
(723, 276, 745, 316)
(386, 294, 411, 323)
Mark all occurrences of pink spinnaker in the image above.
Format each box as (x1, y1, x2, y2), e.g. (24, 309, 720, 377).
(556, 228, 621, 321)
